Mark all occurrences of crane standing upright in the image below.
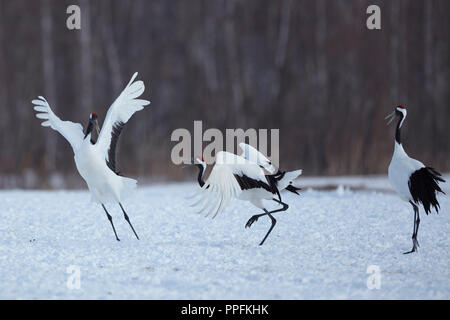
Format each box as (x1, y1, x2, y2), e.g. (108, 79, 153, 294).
(386, 105, 445, 253)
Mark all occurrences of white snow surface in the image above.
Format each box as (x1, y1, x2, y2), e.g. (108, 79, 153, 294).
(0, 175, 449, 299)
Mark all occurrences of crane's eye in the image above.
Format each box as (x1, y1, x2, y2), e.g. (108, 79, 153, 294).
(268, 161, 272, 165)
(289, 181, 292, 184)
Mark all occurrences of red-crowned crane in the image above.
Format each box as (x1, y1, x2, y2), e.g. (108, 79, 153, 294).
(32, 72, 150, 241)
(386, 105, 445, 253)
(191, 144, 302, 245)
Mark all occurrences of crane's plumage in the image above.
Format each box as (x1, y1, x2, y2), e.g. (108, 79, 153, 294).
(33, 96, 85, 150)
(388, 142, 425, 202)
(195, 151, 260, 218)
(32, 72, 150, 241)
(191, 149, 302, 245)
(409, 167, 445, 214)
(387, 105, 445, 253)
(96, 72, 149, 174)
(238, 142, 277, 174)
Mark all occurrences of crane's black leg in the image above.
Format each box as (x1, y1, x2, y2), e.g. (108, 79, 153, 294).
(119, 203, 140, 240)
(259, 211, 277, 246)
(245, 198, 289, 246)
(102, 204, 120, 241)
(414, 206, 420, 247)
(404, 202, 420, 254)
(245, 198, 289, 228)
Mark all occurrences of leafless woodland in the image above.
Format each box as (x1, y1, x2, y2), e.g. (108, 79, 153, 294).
(0, 0, 449, 188)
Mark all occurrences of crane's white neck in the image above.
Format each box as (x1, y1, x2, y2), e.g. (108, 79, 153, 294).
(393, 140, 408, 158)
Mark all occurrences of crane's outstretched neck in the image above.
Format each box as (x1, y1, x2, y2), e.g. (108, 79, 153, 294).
(85, 120, 94, 139)
(395, 110, 406, 144)
(196, 163, 206, 187)
(395, 112, 405, 144)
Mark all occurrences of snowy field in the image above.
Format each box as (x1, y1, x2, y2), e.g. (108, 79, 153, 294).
(0, 176, 449, 299)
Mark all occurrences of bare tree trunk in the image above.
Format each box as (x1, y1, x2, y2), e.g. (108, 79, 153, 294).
(423, 0, 436, 156)
(275, 0, 291, 68)
(40, 0, 57, 173)
(389, 1, 399, 102)
(314, 0, 328, 171)
(202, 1, 219, 93)
(315, 0, 327, 107)
(0, 2, 7, 157)
(79, 0, 93, 115)
(270, 0, 291, 103)
(101, 0, 122, 94)
(424, 0, 434, 96)
(224, 0, 243, 125)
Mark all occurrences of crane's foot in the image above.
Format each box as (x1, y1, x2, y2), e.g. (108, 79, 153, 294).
(403, 237, 419, 254)
(403, 248, 416, 254)
(245, 215, 260, 228)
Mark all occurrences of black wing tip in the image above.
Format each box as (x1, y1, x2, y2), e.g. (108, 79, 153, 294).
(409, 167, 445, 215)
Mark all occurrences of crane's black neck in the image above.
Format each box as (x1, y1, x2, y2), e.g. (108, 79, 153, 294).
(395, 112, 404, 144)
(84, 120, 95, 144)
(196, 164, 205, 187)
(267, 170, 285, 202)
(84, 122, 93, 139)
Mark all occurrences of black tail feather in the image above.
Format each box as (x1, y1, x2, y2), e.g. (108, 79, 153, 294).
(409, 167, 446, 215)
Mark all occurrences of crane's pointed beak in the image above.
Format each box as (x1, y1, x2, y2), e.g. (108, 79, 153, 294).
(94, 119, 100, 135)
(385, 111, 396, 125)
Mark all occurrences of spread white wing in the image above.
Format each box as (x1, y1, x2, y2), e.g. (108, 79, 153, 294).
(192, 151, 267, 219)
(95, 72, 150, 173)
(238, 142, 277, 174)
(32, 96, 84, 151)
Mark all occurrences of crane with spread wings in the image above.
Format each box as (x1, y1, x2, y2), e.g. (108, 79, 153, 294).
(32, 72, 150, 241)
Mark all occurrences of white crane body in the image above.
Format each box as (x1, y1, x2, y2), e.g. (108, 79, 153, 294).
(33, 72, 150, 241)
(386, 105, 445, 253)
(191, 146, 302, 245)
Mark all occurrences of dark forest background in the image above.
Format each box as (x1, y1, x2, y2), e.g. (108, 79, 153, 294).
(0, 0, 449, 188)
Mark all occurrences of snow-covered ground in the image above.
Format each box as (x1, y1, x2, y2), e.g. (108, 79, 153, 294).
(0, 176, 449, 299)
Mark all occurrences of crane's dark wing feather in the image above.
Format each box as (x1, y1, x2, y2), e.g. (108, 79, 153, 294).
(105, 121, 124, 174)
(409, 167, 445, 214)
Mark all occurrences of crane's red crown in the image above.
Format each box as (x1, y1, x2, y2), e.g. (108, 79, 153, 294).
(396, 105, 405, 109)
(90, 112, 98, 119)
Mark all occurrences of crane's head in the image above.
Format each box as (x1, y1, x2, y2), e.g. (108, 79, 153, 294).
(385, 105, 407, 127)
(275, 169, 302, 195)
(194, 156, 206, 166)
(85, 112, 100, 139)
(193, 156, 206, 175)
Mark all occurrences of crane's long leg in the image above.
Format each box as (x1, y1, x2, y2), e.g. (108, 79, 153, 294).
(414, 206, 420, 246)
(404, 202, 420, 254)
(258, 211, 277, 246)
(245, 199, 289, 246)
(102, 204, 120, 241)
(119, 203, 140, 240)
